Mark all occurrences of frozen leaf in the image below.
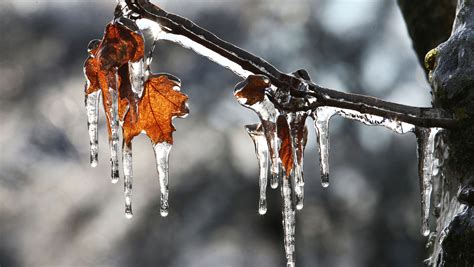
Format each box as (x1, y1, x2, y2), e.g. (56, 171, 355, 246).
(84, 19, 145, 182)
(277, 115, 294, 178)
(122, 74, 189, 145)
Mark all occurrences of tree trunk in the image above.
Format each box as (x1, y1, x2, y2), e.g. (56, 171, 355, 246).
(401, 0, 474, 265)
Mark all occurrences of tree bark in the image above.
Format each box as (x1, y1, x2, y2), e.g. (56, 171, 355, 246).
(401, 0, 474, 265)
(398, 0, 457, 76)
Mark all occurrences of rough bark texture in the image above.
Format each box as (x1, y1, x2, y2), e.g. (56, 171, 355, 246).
(398, 0, 457, 75)
(401, 0, 474, 265)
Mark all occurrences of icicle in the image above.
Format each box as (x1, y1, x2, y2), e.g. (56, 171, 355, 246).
(234, 75, 281, 189)
(109, 87, 120, 184)
(123, 142, 133, 219)
(153, 142, 172, 217)
(313, 107, 338, 188)
(415, 127, 441, 236)
(281, 177, 296, 267)
(288, 112, 308, 210)
(129, 59, 145, 97)
(432, 133, 446, 216)
(85, 90, 101, 167)
(245, 124, 269, 215)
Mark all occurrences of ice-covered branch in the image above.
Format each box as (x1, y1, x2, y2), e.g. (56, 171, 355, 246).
(124, 0, 458, 129)
(84, 1, 467, 266)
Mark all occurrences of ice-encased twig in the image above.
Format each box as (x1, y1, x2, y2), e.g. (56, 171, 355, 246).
(336, 108, 415, 134)
(245, 123, 269, 215)
(415, 127, 441, 236)
(153, 142, 172, 217)
(123, 141, 133, 218)
(85, 90, 101, 167)
(281, 176, 296, 267)
(313, 107, 338, 188)
(109, 87, 120, 184)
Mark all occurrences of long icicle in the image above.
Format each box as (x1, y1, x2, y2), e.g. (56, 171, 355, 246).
(245, 124, 269, 215)
(153, 142, 172, 217)
(109, 87, 120, 184)
(123, 141, 133, 219)
(313, 107, 337, 188)
(415, 127, 441, 236)
(85, 90, 101, 167)
(281, 176, 296, 267)
(288, 112, 308, 210)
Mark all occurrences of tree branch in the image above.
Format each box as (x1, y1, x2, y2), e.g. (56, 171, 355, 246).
(125, 0, 458, 129)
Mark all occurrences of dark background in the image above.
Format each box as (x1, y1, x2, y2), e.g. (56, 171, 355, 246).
(0, 0, 432, 266)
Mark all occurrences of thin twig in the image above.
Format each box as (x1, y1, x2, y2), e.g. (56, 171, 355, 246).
(125, 0, 458, 129)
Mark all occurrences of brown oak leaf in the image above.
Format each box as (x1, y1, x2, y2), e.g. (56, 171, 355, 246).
(277, 115, 293, 177)
(84, 20, 145, 137)
(234, 74, 270, 106)
(122, 74, 189, 145)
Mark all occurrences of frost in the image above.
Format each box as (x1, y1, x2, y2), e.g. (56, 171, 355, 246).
(154, 142, 172, 217)
(245, 124, 269, 215)
(85, 90, 100, 167)
(123, 142, 133, 218)
(416, 127, 441, 236)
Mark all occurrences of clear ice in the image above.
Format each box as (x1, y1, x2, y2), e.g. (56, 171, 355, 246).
(153, 142, 172, 217)
(312, 107, 338, 188)
(123, 142, 133, 219)
(416, 127, 441, 236)
(109, 87, 120, 184)
(85, 90, 101, 167)
(245, 124, 269, 215)
(336, 108, 414, 134)
(129, 60, 145, 98)
(288, 112, 308, 210)
(281, 177, 296, 267)
(235, 84, 281, 189)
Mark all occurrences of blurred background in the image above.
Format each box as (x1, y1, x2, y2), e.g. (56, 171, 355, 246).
(0, 0, 433, 266)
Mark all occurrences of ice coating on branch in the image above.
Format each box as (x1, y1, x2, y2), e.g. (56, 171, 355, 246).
(336, 108, 415, 134)
(312, 107, 338, 188)
(134, 18, 160, 77)
(109, 87, 120, 183)
(123, 142, 133, 218)
(281, 177, 296, 267)
(234, 75, 281, 189)
(245, 124, 269, 215)
(85, 90, 101, 167)
(416, 127, 441, 236)
(153, 142, 172, 217)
